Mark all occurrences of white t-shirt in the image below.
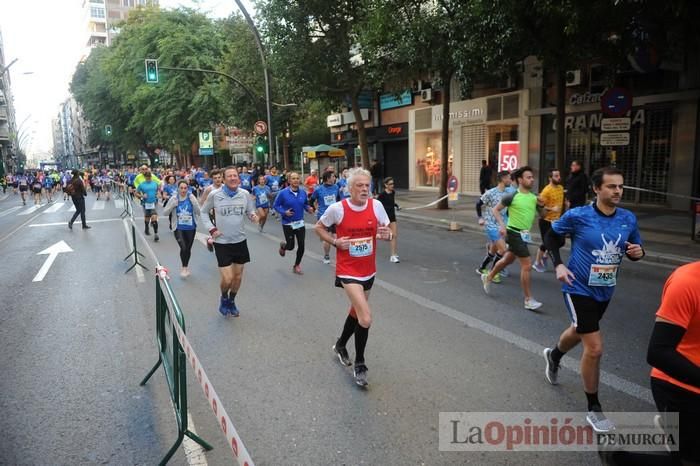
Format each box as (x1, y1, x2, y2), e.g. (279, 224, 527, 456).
(320, 199, 390, 227)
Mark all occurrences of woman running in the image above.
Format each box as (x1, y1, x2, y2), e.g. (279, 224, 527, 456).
(377, 177, 400, 263)
(163, 180, 201, 278)
(252, 175, 272, 232)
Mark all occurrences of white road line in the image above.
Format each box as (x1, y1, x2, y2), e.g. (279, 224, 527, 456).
(0, 206, 22, 218)
(17, 205, 42, 216)
(29, 218, 122, 227)
(92, 201, 106, 210)
(122, 218, 145, 283)
(68, 205, 76, 212)
(44, 202, 66, 213)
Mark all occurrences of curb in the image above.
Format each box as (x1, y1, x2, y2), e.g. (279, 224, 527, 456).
(396, 210, 694, 268)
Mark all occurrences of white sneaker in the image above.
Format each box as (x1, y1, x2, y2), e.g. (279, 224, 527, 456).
(586, 410, 615, 433)
(481, 273, 491, 294)
(390, 255, 400, 263)
(532, 262, 546, 273)
(323, 255, 331, 264)
(524, 298, 543, 310)
(180, 267, 190, 278)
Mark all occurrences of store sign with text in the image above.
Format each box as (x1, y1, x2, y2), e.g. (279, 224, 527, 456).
(498, 141, 520, 171)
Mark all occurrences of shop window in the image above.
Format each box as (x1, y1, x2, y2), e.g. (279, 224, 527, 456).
(461, 125, 486, 192)
(415, 131, 452, 188)
(487, 97, 501, 121)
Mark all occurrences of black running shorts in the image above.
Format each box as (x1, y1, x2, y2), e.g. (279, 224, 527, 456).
(335, 276, 375, 291)
(506, 229, 531, 258)
(214, 240, 250, 267)
(651, 377, 700, 463)
(563, 292, 610, 334)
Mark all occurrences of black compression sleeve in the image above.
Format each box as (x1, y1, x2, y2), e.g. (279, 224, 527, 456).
(647, 321, 700, 388)
(544, 228, 566, 267)
(476, 199, 483, 218)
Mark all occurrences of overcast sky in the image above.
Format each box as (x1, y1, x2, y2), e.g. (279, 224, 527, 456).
(0, 0, 254, 160)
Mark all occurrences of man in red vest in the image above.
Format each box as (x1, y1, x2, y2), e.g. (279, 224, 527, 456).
(315, 167, 393, 387)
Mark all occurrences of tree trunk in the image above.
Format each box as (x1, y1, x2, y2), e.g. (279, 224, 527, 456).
(350, 91, 370, 169)
(556, 67, 567, 173)
(437, 70, 453, 210)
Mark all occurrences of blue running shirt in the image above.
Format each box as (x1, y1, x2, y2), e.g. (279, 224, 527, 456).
(311, 183, 340, 218)
(266, 175, 281, 193)
(252, 185, 272, 208)
(175, 195, 196, 230)
(137, 180, 159, 205)
(551, 204, 642, 302)
(240, 173, 253, 192)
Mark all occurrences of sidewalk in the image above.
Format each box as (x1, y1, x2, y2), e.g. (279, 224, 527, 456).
(393, 189, 700, 267)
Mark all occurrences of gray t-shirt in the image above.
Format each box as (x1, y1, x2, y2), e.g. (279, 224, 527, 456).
(200, 187, 255, 244)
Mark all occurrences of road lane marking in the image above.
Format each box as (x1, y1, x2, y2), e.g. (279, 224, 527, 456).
(29, 218, 122, 227)
(17, 205, 42, 216)
(44, 202, 66, 213)
(32, 240, 73, 282)
(0, 206, 22, 218)
(68, 205, 76, 212)
(92, 201, 106, 210)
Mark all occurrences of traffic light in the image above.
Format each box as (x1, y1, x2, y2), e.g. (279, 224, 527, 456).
(105, 125, 112, 137)
(145, 59, 158, 83)
(255, 136, 267, 154)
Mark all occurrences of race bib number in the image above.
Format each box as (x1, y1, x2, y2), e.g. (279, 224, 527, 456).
(272, 182, 279, 191)
(519, 229, 532, 242)
(290, 219, 305, 230)
(349, 237, 373, 257)
(145, 202, 155, 210)
(177, 213, 193, 226)
(323, 194, 336, 206)
(257, 194, 268, 204)
(588, 264, 618, 287)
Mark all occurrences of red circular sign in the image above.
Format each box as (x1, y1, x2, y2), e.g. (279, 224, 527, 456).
(447, 176, 459, 193)
(601, 87, 633, 117)
(254, 120, 268, 135)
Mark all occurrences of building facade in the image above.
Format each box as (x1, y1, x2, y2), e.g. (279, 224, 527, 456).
(0, 28, 17, 175)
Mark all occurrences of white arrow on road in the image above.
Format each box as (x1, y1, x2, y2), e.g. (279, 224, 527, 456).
(33, 240, 73, 282)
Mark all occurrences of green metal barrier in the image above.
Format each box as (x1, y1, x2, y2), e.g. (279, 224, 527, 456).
(140, 273, 213, 465)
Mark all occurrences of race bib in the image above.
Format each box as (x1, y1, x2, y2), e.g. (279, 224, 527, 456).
(177, 213, 193, 226)
(272, 182, 279, 191)
(323, 194, 336, 206)
(349, 237, 373, 257)
(290, 219, 305, 230)
(588, 264, 618, 287)
(257, 193, 268, 204)
(519, 229, 532, 242)
(145, 202, 155, 210)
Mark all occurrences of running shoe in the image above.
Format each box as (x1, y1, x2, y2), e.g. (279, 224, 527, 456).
(475, 267, 488, 275)
(524, 298, 543, 310)
(144, 229, 150, 236)
(532, 262, 546, 273)
(543, 348, 559, 385)
(218, 296, 230, 316)
(492, 273, 502, 284)
(586, 410, 615, 433)
(500, 268, 510, 278)
(293, 265, 303, 275)
(229, 300, 239, 317)
(481, 273, 491, 294)
(323, 255, 331, 264)
(390, 255, 400, 263)
(154, 234, 159, 242)
(259, 224, 264, 233)
(180, 267, 190, 278)
(353, 363, 369, 387)
(279, 242, 286, 257)
(332, 344, 352, 366)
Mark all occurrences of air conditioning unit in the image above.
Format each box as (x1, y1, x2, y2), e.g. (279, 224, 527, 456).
(421, 88, 433, 102)
(566, 69, 582, 86)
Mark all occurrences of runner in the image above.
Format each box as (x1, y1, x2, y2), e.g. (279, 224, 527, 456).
(647, 260, 700, 465)
(481, 166, 544, 310)
(337, 168, 350, 200)
(273, 172, 315, 274)
(310, 170, 340, 264)
(163, 180, 201, 278)
(304, 169, 318, 196)
(200, 166, 259, 317)
(532, 168, 564, 272)
(161, 175, 178, 230)
(541, 166, 644, 433)
(31, 174, 43, 205)
(239, 166, 253, 193)
(315, 167, 393, 387)
(42, 172, 54, 203)
(101, 172, 112, 202)
(135, 172, 161, 242)
(376, 177, 401, 263)
(62, 171, 72, 201)
(265, 166, 282, 216)
(475, 170, 515, 279)
(251, 175, 272, 232)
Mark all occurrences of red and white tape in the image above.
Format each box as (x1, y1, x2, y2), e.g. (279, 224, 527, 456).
(160, 278, 254, 465)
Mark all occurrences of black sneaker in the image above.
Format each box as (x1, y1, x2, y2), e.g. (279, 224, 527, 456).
(145, 230, 150, 236)
(278, 241, 286, 257)
(154, 234, 159, 242)
(332, 344, 352, 366)
(353, 363, 369, 387)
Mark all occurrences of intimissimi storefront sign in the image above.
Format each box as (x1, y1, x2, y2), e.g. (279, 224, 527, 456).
(553, 109, 645, 130)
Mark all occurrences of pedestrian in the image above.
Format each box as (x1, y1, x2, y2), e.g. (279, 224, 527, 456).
(479, 160, 493, 194)
(533, 168, 564, 272)
(314, 167, 393, 387)
(310, 170, 340, 264)
(377, 177, 400, 263)
(481, 166, 544, 310)
(273, 172, 315, 275)
(542, 166, 644, 433)
(565, 159, 590, 209)
(135, 171, 161, 242)
(370, 160, 383, 195)
(67, 170, 91, 230)
(200, 166, 258, 317)
(163, 180, 201, 278)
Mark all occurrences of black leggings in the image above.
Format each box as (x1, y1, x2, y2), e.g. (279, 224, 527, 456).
(282, 224, 305, 266)
(174, 229, 196, 266)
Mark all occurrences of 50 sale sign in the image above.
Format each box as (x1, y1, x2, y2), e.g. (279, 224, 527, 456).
(498, 141, 520, 171)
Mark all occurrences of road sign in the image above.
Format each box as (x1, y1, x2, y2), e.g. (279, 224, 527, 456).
(601, 87, 632, 117)
(601, 118, 631, 132)
(447, 175, 459, 193)
(33, 240, 73, 282)
(198, 131, 214, 156)
(600, 132, 630, 146)
(254, 120, 268, 135)
(498, 141, 520, 171)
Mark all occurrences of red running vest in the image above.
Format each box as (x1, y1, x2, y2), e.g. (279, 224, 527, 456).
(336, 199, 378, 280)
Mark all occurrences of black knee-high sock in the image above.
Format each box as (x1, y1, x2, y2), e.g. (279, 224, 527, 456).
(354, 324, 369, 364)
(491, 253, 504, 270)
(230, 291, 237, 304)
(152, 221, 158, 234)
(585, 391, 601, 411)
(337, 314, 357, 347)
(144, 221, 150, 233)
(479, 253, 495, 270)
(551, 345, 566, 363)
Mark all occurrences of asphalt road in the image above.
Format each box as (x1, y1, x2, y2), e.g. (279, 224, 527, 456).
(0, 190, 679, 465)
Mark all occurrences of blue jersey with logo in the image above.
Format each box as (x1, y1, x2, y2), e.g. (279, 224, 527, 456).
(337, 178, 350, 200)
(137, 180, 159, 205)
(163, 183, 178, 198)
(240, 173, 253, 192)
(175, 195, 196, 231)
(252, 185, 272, 208)
(311, 183, 340, 218)
(551, 204, 642, 302)
(127, 173, 136, 185)
(43, 177, 54, 188)
(266, 175, 281, 193)
(199, 178, 213, 189)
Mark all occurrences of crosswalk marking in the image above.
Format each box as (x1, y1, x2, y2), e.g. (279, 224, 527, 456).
(17, 205, 42, 216)
(0, 206, 22, 218)
(45, 202, 66, 213)
(68, 205, 76, 212)
(92, 201, 105, 210)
